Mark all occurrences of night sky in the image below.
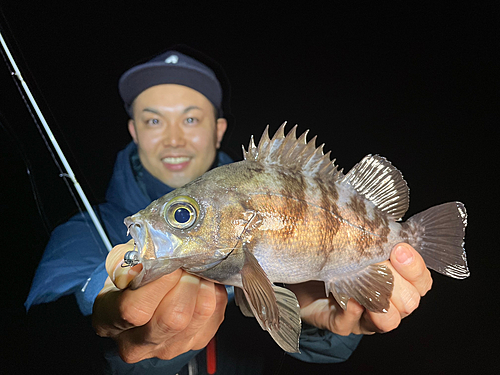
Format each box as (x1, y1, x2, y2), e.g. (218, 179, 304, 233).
(0, 2, 497, 374)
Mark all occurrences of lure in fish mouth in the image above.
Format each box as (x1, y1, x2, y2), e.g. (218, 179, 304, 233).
(121, 122, 469, 353)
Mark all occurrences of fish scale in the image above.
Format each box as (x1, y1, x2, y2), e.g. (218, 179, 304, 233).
(123, 122, 469, 353)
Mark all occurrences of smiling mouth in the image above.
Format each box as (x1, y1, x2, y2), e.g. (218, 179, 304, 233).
(161, 156, 191, 165)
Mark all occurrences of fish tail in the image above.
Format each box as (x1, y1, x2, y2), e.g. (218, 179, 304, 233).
(405, 202, 469, 279)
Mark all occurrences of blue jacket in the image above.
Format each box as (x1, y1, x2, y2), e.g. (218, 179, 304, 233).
(25, 142, 362, 374)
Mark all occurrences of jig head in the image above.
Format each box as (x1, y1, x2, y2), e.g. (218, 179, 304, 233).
(122, 242, 141, 267)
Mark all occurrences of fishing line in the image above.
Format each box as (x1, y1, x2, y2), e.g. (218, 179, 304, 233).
(0, 19, 112, 253)
(0, 76, 102, 253)
(0, 40, 78, 225)
(0, 112, 52, 237)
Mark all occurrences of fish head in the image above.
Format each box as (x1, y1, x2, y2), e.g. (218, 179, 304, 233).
(123, 173, 243, 288)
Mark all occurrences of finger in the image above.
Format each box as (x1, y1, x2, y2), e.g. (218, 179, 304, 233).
(114, 264, 144, 290)
(376, 246, 425, 320)
(361, 300, 402, 333)
(93, 270, 197, 343)
(98, 275, 120, 296)
(118, 269, 184, 329)
(390, 243, 433, 296)
(287, 281, 326, 308)
(149, 272, 202, 341)
(117, 269, 198, 363)
(189, 283, 228, 350)
(106, 239, 135, 275)
(153, 281, 227, 359)
(332, 299, 366, 336)
(164, 281, 227, 355)
(105, 239, 143, 289)
(387, 261, 421, 318)
(164, 278, 217, 350)
(126, 272, 203, 361)
(184, 279, 218, 333)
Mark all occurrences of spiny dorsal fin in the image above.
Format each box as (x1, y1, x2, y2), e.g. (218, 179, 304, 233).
(243, 122, 343, 180)
(342, 154, 410, 221)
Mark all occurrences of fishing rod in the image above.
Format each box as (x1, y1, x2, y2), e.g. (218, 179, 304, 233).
(0, 29, 112, 252)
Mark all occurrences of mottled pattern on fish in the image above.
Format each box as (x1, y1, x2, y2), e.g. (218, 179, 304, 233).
(208, 161, 391, 282)
(124, 123, 469, 352)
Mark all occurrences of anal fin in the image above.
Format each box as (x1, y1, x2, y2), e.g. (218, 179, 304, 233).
(326, 264, 394, 313)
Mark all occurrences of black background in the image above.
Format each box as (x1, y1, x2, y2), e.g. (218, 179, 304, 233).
(0, 2, 497, 374)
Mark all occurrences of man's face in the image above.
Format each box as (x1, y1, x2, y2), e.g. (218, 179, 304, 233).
(128, 84, 227, 188)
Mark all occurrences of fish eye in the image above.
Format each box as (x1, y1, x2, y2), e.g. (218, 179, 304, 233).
(174, 207, 191, 223)
(164, 196, 199, 229)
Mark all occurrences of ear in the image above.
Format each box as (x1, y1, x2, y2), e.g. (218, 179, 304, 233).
(128, 119, 138, 144)
(215, 118, 227, 149)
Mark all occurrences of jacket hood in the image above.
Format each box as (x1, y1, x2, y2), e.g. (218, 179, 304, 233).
(105, 142, 150, 214)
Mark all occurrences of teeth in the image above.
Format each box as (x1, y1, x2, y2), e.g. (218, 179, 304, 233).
(162, 156, 190, 164)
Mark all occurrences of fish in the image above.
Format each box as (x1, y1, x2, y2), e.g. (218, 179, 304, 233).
(123, 123, 469, 353)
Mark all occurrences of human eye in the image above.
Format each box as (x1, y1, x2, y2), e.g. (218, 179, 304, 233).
(184, 117, 199, 125)
(146, 118, 161, 126)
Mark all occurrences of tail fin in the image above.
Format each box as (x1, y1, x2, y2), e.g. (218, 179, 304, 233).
(406, 202, 469, 279)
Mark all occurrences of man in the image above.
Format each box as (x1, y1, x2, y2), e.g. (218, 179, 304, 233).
(26, 49, 432, 374)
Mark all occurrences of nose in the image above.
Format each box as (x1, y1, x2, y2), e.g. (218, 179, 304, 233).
(163, 122, 186, 147)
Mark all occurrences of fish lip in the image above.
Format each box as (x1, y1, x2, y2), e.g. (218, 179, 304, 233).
(124, 216, 146, 260)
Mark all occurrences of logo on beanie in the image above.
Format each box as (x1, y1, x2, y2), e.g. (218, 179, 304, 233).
(165, 55, 179, 64)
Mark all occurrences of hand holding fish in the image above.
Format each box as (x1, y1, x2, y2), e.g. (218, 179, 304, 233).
(92, 240, 228, 363)
(288, 243, 432, 335)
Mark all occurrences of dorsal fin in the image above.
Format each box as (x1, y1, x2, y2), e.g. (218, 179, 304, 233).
(243, 122, 343, 180)
(341, 154, 409, 221)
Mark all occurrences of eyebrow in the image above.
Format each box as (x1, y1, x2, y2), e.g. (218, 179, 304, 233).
(182, 105, 202, 114)
(141, 105, 203, 116)
(142, 107, 162, 116)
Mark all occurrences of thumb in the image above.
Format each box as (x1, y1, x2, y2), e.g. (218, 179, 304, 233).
(390, 243, 432, 296)
(105, 239, 143, 289)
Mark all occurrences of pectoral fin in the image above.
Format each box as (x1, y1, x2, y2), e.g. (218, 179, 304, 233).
(240, 246, 279, 329)
(240, 246, 301, 352)
(268, 285, 301, 353)
(326, 264, 394, 313)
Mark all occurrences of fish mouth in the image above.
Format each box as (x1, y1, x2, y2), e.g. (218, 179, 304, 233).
(124, 215, 184, 288)
(124, 216, 182, 261)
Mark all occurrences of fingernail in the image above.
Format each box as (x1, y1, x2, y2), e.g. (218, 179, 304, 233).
(128, 264, 142, 277)
(396, 245, 413, 265)
(114, 271, 131, 289)
(181, 273, 201, 284)
(113, 262, 141, 289)
(199, 280, 213, 290)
